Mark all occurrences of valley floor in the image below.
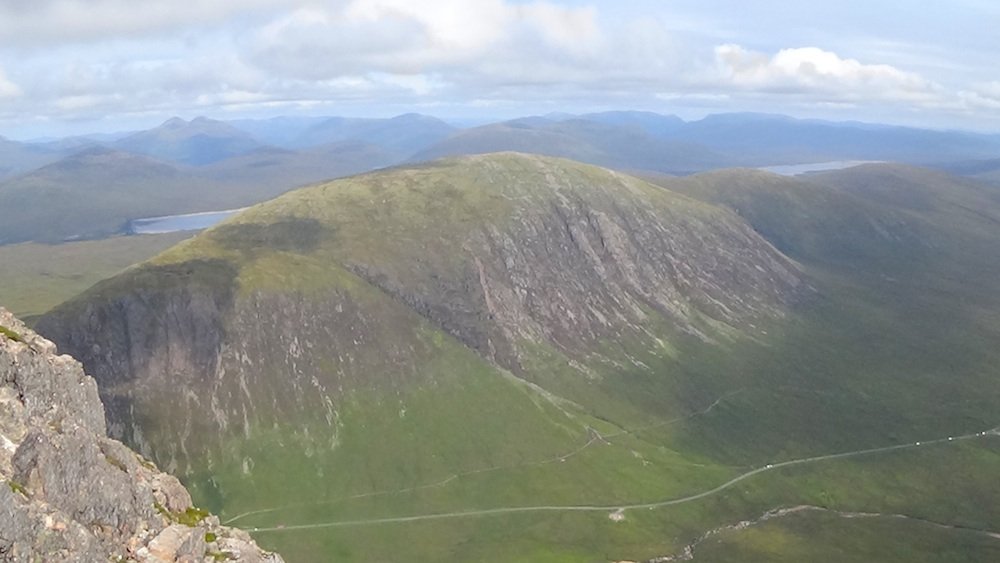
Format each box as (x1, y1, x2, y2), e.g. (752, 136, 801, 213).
(222, 381, 1000, 562)
(0, 233, 192, 318)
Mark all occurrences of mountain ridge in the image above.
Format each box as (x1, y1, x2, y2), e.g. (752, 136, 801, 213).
(114, 117, 266, 166)
(28, 153, 1000, 562)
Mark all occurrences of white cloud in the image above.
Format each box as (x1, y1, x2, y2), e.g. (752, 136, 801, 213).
(713, 44, 939, 102)
(0, 67, 20, 98)
(957, 82, 1000, 111)
(1, 2, 1000, 135)
(9, 49, 277, 120)
(518, 3, 602, 54)
(251, 0, 604, 80)
(53, 93, 119, 111)
(344, 0, 512, 52)
(0, 0, 319, 45)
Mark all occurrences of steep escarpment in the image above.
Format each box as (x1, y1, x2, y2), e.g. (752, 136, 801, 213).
(35, 154, 808, 560)
(33, 259, 238, 457)
(0, 308, 282, 562)
(37, 154, 804, 463)
(332, 155, 801, 366)
(219, 153, 802, 370)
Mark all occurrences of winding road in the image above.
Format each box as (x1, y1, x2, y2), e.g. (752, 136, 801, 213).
(224, 390, 743, 526)
(246, 427, 999, 533)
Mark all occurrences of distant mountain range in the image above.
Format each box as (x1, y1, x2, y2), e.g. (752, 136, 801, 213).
(410, 117, 730, 174)
(5, 110, 998, 174)
(289, 113, 457, 155)
(0, 144, 397, 244)
(112, 116, 266, 165)
(1, 110, 998, 245)
(0, 135, 66, 179)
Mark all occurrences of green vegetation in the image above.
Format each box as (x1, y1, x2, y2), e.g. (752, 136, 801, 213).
(177, 507, 211, 527)
(646, 168, 931, 270)
(103, 453, 128, 473)
(0, 233, 191, 318)
(0, 324, 22, 342)
(153, 501, 171, 520)
(154, 502, 210, 527)
(7, 480, 27, 496)
(36, 156, 1000, 561)
(691, 508, 1000, 563)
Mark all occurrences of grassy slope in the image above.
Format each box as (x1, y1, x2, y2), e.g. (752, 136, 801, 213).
(644, 168, 931, 269)
(0, 233, 192, 318)
(43, 155, 767, 561)
(622, 164, 1000, 562)
(20, 156, 701, 560)
(168, 275, 741, 561)
(36, 157, 1000, 561)
(693, 508, 1000, 563)
(199, 161, 1000, 560)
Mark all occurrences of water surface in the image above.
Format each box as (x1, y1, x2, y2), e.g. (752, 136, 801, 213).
(127, 208, 246, 234)
(760, 160, 881, 176)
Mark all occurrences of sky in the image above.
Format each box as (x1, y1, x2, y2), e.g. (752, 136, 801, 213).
(0, 0, 998, 139)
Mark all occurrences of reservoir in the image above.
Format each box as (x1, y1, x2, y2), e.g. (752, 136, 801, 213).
(760, 160, 881, 176)
(126, 208, 246, 234)
(125, 161, 882, 234)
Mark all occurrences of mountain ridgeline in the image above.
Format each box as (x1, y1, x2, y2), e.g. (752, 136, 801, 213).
(38, 153, 803, 462)
(3, 111, 1000, 246)
(34, 154, 1000, 562)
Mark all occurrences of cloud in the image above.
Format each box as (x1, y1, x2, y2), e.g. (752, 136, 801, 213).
(343, 0, 513, 52)
(0, 67, 20, 99)
(250, 0, 604, 81)
(1, 2, 1000, 136)
(713, 44, 940, 102)
(517, 3, 602, 54)
(6, 49, 278, 121)
(0, 0, 318, 45)
(957, 82, 1000, 111)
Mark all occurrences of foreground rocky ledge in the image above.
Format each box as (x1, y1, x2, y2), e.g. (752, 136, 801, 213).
(0, 307, 283, 562)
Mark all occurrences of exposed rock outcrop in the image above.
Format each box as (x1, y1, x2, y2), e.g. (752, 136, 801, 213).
(0, 308, 282, 563)
(35, 154, 806, 474)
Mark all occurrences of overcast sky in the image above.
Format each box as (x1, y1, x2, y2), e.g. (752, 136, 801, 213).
(0, 0, 998, 138)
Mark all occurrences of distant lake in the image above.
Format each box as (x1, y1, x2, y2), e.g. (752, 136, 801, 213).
(125, 161, 881, 233)
(760, 160, 881, 176)
(126, 208, 246, 234)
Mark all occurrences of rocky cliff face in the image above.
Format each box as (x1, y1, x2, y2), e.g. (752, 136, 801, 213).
(341, 156, 802, 367)
(35, 155, 805, 473)
(0, 308, 282, 563)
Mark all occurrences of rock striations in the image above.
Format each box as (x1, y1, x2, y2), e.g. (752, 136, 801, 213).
(36, 154, 805, 475)
(0, 308, 282, 563)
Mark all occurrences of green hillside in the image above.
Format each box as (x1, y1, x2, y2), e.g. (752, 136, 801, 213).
(646, 168, 931, 269)
(0, 233, 191, 318)
(36, 155, 1000, 562)
(807, 163, 1000, 235)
